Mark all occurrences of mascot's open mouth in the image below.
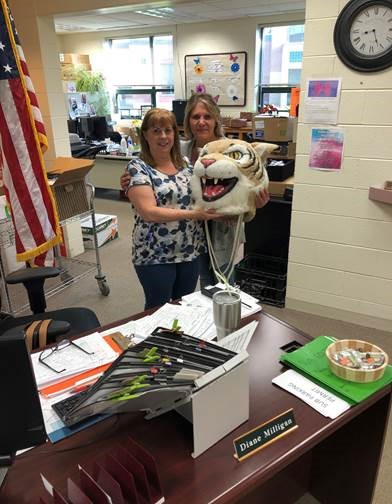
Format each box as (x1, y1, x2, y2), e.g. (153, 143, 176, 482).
(200, 176, 238, 202)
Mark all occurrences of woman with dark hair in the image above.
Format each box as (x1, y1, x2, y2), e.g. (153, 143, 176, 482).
(125, 108, 220, 309)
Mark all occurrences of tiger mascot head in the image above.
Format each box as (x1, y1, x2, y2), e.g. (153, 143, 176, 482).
(191, 139, 278, 222)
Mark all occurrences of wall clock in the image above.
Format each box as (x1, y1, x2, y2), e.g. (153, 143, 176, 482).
(334, 0, 392, 72)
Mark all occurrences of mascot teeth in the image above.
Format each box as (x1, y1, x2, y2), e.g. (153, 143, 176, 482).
(201, 177, 238, 202)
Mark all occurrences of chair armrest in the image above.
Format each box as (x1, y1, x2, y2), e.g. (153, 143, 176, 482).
(5, 267, 60, 285)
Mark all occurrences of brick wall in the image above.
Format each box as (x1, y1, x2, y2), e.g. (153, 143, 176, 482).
(286, 0, 392, 330)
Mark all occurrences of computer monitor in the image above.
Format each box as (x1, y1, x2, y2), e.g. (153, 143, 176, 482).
(67, 119, 78, 134)
(92, 116, 109, 141)
(172, 99, 187, 126)
(0, 329, 46, 463)
(77, 116, 95, 140)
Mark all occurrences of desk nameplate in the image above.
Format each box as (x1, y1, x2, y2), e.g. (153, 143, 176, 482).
(233, 408, 297, 461)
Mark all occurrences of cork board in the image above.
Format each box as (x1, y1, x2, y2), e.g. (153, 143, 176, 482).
(185, 52, 247, 106)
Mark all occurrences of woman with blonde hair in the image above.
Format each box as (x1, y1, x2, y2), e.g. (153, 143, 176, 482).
(181, 92, 224, 164)
(125, 108, 220, 309)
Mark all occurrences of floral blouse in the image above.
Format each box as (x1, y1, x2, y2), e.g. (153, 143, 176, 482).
(127, 157, 206, 265)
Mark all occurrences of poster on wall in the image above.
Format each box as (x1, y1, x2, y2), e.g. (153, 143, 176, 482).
(185, 52, 247, 106)
(309, 128, 344, 171)
(303, 78, 342, 124)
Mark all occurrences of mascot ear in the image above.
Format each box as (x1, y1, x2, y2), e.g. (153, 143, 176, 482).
(251, 142, 279, 162)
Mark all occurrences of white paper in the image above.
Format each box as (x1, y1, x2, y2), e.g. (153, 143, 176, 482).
(217, 320, 258, 352)
(32, 332, 119, 388)
(272, 369, 351, 419)
(99, 316, 156, 343)
(149, 303, 216, 341)
(181, 283, 261, 319)
(303, 78, 342, 125)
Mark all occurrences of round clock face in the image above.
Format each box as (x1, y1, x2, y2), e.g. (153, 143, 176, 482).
(334, 0, 392, 72)
(349, 4, 392, 56)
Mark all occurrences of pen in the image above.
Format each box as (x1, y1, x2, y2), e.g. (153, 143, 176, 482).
(241, 301, 252, 309)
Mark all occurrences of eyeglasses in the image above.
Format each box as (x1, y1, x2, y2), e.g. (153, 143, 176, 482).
(39, 339, 94, 374)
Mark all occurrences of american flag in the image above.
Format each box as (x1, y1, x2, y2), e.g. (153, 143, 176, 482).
(0, 0, 61, 267)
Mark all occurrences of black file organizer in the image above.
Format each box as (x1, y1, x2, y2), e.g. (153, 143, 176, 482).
(51, 327, 249, 459)
(234, 254, 288, 307)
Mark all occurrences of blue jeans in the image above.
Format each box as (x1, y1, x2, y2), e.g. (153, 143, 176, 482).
(134, 258, 200, 310)
(199, 253, 215, 288)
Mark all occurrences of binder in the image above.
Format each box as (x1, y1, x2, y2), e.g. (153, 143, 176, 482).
(280, 335, 392, 403)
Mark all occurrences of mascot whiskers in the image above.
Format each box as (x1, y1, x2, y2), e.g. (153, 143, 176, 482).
(191, 139, 278, 288)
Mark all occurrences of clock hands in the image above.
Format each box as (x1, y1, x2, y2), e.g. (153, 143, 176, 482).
(362, 28, 379, 46)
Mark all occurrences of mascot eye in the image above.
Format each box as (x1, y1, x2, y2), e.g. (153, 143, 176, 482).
(226, 150, 242, 161)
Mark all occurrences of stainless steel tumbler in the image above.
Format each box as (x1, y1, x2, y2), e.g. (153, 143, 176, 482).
(212, 290, 241, 341)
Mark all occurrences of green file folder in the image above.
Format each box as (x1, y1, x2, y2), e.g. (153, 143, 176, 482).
(280, 336, 392, 404)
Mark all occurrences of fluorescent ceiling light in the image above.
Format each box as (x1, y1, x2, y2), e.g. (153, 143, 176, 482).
(134, 7, 174, 19)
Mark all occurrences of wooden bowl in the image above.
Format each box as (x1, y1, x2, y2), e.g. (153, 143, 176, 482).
(325, 339, 388, 383)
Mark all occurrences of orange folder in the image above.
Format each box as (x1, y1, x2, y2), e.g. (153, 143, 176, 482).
(39, 335, 122, 398)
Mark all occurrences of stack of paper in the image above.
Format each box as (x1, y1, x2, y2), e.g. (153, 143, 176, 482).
(33, 334, 121, 443)
(99, 285, 260, 345)
(32, 332, 119, 389)
(181, 283, 261, 318)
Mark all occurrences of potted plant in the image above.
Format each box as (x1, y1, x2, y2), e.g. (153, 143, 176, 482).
(74, 69, 110, 116)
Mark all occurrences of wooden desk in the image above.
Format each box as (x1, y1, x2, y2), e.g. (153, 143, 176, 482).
(2, 311, 391, 503)
(223, 126, 253, 141)
(269, 176, 294, 197)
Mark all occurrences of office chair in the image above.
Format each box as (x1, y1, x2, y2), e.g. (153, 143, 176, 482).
(72, 143, 106, 159)
(0, 266, 100, 350)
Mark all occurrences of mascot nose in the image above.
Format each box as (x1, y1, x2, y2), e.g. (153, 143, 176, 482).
(201, 158, 215, 168)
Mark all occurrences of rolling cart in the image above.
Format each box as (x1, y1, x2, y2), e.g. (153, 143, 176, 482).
(0, 161, 110, 316)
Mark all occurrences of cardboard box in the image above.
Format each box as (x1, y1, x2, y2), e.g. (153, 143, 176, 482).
(60, 220, 84, 258)
(60, 54, 91, 80)
(263, 117, 297, 142)
(81, 213, 119, 248)
(59, 53, 90, 65)
(230, 118, 247, 128)
(47, 157, 94, 221)
(240, 112, 256, 121)
(0, 196, 24, 275)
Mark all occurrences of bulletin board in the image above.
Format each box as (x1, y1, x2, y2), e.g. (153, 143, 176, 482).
(185, 52, 247, 106)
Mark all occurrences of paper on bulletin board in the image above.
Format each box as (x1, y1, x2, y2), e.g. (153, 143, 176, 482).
(309, 128, 344, 171)
(185, 52, 247, 106)
(303, 78, 342, 124)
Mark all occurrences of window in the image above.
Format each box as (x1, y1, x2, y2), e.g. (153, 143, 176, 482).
(102, 35, 174, 118)
(258, 24, 304, 113)
(288, 69, 301, 85)
(288, 25, 304, 43)
(289, 51, 303, 63)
